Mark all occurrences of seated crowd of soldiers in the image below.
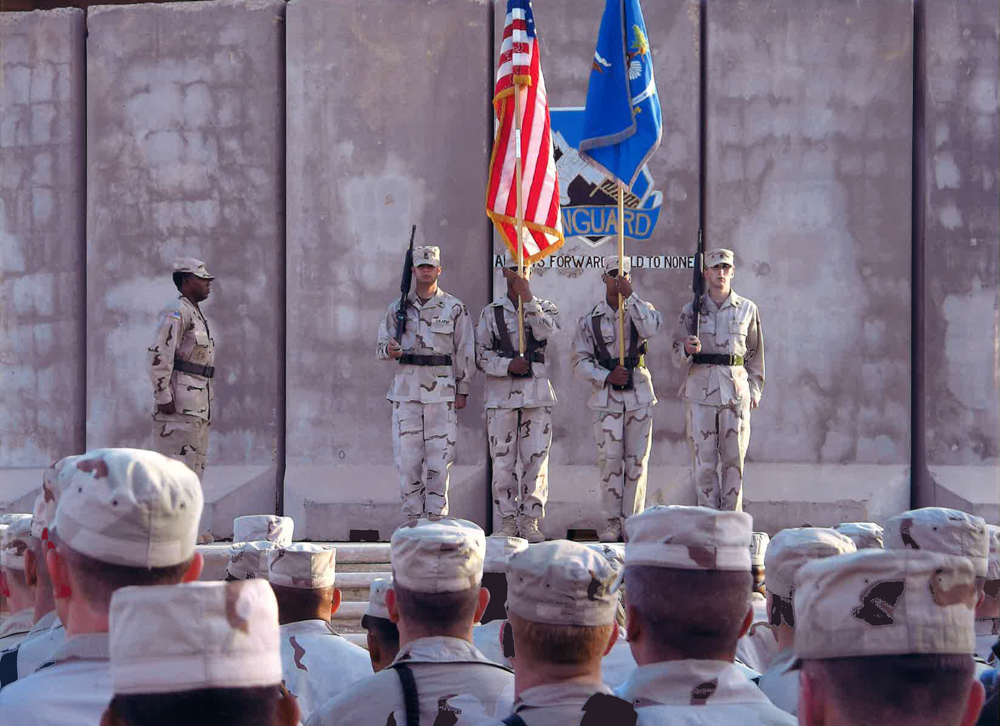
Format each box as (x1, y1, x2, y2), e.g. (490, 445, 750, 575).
(0, 447, 996, 726)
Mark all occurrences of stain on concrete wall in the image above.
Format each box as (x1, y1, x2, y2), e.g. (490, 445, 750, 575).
(707, 0, 914, 466)
(0, 9, 85, 468)
(285, 0, 493, 535)
(923, 0, 999, 467)
(85, 0, 285, 480)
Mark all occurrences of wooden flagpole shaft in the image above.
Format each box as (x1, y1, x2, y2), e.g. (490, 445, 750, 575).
(617, 183, 625, 365)
(514, 86, 526, 356)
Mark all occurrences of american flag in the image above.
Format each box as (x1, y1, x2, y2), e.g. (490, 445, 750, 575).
(487, 0, 564, 265)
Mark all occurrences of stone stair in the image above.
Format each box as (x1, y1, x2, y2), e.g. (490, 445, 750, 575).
(197, 541, 392, 649)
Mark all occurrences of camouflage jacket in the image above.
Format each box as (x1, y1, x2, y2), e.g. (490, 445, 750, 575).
(376, 288, 474, 404)
(571, 294, 663, 412)
(615, 660, 796, 726)
(475, 294, 558, 409)
(0, 608, 33, 652)
(147, 295, 215, 421)
(671, 291, 764, 408)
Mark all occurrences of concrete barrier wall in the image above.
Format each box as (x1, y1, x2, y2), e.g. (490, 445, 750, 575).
(920, 0, 1000, 522)
(491, 0, 702, 537)
(85, 0, 286, 536)
(284, 0, 493, 539)
(705, 0, 916, 530)
(0, 9, 86, 510)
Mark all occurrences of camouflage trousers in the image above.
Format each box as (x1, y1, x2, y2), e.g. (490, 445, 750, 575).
(487, 406, 552, 519)
(151, 412, 210, 479)
(594, 405, 653, 521)
(686, 400, 751, 511)
(391, 400, 457, 517)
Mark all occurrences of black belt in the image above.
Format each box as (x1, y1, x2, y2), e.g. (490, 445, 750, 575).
(398, 353, 453, 366)
(498, 351, 545, 364)
(174, 359, 215, 378)
(598, 356, 644, 370)
(692, 353, 744, 366)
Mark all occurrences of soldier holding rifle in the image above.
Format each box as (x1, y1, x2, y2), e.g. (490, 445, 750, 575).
(672, 248, 765, 512)
(376, 235, 474, 520)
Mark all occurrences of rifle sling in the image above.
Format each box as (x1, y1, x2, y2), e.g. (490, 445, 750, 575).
(493, 306, 546, 363)
(591, 313, 645, 371)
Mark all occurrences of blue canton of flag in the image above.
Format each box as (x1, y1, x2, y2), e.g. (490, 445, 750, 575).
(578, 0, 662, 190)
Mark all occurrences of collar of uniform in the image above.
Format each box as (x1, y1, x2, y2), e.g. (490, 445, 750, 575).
(703, 291, 740, 312)
(0, 608, 34, 640)
(280, 619, 338, 638)
(976, 618, 1000, 637)
(391, 636, 496, 666)
(25, 610, 58, 638)
(409, 288, 446, 308)
(617, 659, 765, 707)
(513, 680, 613, 713)
(46, 632, 111, 664)
(497, 295, 520, 313)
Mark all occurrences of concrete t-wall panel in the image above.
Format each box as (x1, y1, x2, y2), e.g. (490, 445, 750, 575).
(921, 0, 1000, 518)
(285, 0, 493, 539)
(490, 0, 701, 536)
(706, 0, 914, 517)
(86, 0, 286, 536)
(0, 9, 86, 484)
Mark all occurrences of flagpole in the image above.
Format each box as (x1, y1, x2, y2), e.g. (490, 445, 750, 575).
(617, 183, 625, 365)
(514, 85, 526, 356)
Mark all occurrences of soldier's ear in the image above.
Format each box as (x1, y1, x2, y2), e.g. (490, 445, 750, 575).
(386, 588, 400, 624)
(181, 552, 204, 583)
(276, 684, 302, 726)
(99, 697, 128, 726)
(602, 622, 619, 657)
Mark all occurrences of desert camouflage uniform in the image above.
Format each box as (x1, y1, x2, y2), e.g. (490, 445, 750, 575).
(672, 292, 764, 511)
(572, 295, 662, 521)
(475, 294, 558, 519)
(376, 288, 474, 516)
(147, 295, 215, 478)
(0, 608, 33, 652)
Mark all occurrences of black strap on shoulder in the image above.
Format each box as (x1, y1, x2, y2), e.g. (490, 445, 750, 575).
(392, 663, 421, 726)
(591, 314, 611, 362)
(0, 647, 18, 688)
(493, 306, 517, 358)
(593, 314, 645, 370)
(503, 714, 529, 726)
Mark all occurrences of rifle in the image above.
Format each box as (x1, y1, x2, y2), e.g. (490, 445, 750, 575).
(394, 225, 417, 342)
(689, 227, 704, 337)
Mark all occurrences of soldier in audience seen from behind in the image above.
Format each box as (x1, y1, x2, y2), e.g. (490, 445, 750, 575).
(268, 543, 372, 721)
(361, 576, 400, 672)
(100, 579, 300, 726)
(473, 535, 528, 668)
(735, 531, 778, 673)
(233, 515, 294, 546)
(0, 518, 36, 651)
(974, 525, 999, 665)
(832, 521, 884, 550)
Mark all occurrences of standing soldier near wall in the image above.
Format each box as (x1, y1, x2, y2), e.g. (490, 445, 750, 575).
(475, 257, 558, 543)
(672, 249, 764, 512)
(147, 257, 216, 479)
(377, 246, 475, 519)
(572, 256, 662, 543)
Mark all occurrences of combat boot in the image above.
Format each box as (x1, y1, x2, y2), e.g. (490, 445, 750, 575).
(497, 515, 519, 537)
(599, 518, 623, 543)
(519, 516, 545, 544)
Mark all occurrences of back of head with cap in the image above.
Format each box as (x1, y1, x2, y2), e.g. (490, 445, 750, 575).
(104, 580, 299, 726)
(480, 535, 528, 624)
(233, 515, 294, 546)
(226, 541, 277, 582)
(764, 527, 856, 629)
(361, 576, 399, 673)
(266, 544, 339, 625)
(792, 550, 983, 726)
(49, 448, 205, 624)
(884, 508, 989, 579)
(505, 541, 620, 668)
(1, 517, 36, 612)
(389, 518, 487, 639)
(622, 506, 755, 663)
(833, 522, 884, 550)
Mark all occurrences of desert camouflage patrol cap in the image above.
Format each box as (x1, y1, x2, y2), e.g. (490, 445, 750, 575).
(884, 508, 989, 578)
(173, 257, 215, 280)
(833, 522, 884, 550)
(226, 541, 277, 580)
(483, 535, 529, 574)
(705, 248, 735, 268)
(787, 549, 977, 669)
(622, 505, 754, 574)
(507, 540, 619, 627)
(413, 246, 441, 267)
(604, 255, 631, 275)
(986, 525, 999, 582)
(109, 580, 281, 694)
(587, 542, 625, 572)
(267, 543, 335, 589)
(32, 455, 82, 540)
(364, 576, 393, 620)
(765, 528, 857, 601)
(391, 517, 485, 593)
(233, 515, 294, 546)
(53, 448, 203, 568)
(1, 517, 33, 571)
(750, 532, 770, 567)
